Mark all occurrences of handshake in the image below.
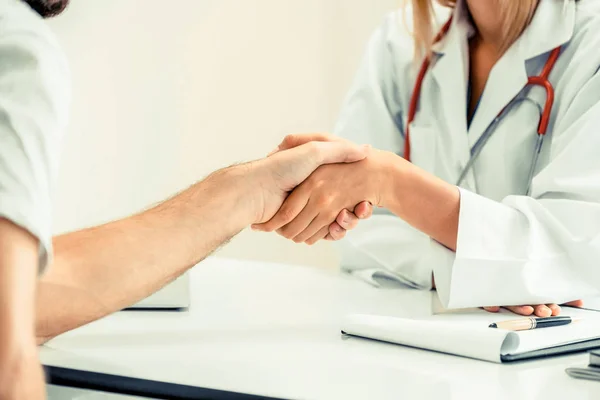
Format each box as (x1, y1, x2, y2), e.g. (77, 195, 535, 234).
(240, 133, 387, 244)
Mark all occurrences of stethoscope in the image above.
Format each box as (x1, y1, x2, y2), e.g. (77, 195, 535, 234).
(404, 18, 562, 195)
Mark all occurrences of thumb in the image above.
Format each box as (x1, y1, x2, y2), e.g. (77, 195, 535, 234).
(267, 133, 343, 157)
(269, 141, 370, 192)
(278, 133, 338, 152)
(312, 141, 371, 165)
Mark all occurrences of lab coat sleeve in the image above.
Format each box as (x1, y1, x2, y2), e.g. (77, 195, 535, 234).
(333, 14, 434, 289)
(432, 71, 600, 308)
(0, 5, 70, 272)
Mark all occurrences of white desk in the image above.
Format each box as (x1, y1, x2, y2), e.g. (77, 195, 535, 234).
(42, 257, 600, 400)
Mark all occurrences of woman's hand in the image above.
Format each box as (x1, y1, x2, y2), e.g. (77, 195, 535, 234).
(325, 201, 373, 243)
(482, 300, 584, 317)
(253, 147, 392, 244)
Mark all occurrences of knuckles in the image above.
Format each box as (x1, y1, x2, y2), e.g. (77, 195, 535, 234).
(315, 193, 334, 208)
(277, 207, 298, 225)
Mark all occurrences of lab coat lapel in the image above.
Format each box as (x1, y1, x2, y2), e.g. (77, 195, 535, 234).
(466, 46, 528, 150)
(430, 13, 471, 172)
(466, 0, 576, 150)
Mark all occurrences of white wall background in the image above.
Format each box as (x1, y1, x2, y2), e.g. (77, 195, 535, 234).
(47, 0, 397, 269)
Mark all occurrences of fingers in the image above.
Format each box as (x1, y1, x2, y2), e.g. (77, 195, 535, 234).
(532, 304, 552, 317)
(504, 305, 535, 316)
(311, 141, 370, 165)
(336, 209, 359, 231)
(328, 204, 371, 242)
(563, 299, 584, 308)
(487, 304, 563, 317)
(254, 189, 309, 232)
(277, 207, 317, 241)
(311, 205, 368, 244)
(328, 222, 346, 241)
(276, 133, 339, 152)
(293, 212, 333, 243)
(483, 307, 501, 313)
(548, 304, 562, 316)
(354, 201, 373, 219)
(305, 226, 332, 245)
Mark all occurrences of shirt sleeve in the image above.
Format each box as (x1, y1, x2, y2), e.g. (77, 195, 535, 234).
(333, 14, 434, 289)
(0, 3, 70, 273)
(432, 70, 600, 309)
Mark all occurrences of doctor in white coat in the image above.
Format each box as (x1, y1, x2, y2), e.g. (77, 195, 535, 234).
(257, 0, 600, 317)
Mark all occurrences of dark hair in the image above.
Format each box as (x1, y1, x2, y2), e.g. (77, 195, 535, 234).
(23, 0, 69, 18)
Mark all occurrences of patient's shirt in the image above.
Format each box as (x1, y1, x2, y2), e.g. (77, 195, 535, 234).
(0, 0, 70, 271)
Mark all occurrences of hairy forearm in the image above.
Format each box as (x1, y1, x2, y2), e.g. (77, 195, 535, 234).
(384, 155, 460, 251)
(37, 165, 256, 343)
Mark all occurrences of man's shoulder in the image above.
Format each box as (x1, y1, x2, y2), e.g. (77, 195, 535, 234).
(0, 0, 61, 49)
(0, 0, 70, 100)
(0, 0, 71, 147)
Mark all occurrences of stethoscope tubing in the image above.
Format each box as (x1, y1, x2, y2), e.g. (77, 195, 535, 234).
(455, 97, 544, 195)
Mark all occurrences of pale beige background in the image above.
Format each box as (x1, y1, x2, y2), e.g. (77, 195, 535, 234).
(47, 0, 398, 269)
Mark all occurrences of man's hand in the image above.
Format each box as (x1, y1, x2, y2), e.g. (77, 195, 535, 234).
(248, 135, 372, 225)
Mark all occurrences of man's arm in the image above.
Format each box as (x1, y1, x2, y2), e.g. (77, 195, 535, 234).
(37, 167, 250, 343)
(37, 140, 369, 343)
(0, 219, 45, 399)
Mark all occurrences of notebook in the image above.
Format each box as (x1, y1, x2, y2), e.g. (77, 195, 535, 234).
(341, 307, 600, 363)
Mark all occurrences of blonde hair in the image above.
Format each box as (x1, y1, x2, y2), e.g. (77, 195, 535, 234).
(406, 0, 539, 61)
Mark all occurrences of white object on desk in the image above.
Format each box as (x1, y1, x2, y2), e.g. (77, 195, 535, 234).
(342, 310, 600, 363)
(130, 272, 190, 309)
(42, 258, 600, 400)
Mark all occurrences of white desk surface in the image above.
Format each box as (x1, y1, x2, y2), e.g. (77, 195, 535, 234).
(42, 257, 600, 400)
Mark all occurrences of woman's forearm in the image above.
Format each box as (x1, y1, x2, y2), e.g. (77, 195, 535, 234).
(382, 154, 460, 251)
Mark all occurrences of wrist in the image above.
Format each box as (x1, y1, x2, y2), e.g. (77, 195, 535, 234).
(378, 151, 406, 210)
(237, 159, 275, 225)
(381, 157, 460, 249)
(200, 163, 261, 227)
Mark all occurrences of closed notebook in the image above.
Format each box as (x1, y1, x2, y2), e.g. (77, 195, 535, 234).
(341, 308, 600, 363)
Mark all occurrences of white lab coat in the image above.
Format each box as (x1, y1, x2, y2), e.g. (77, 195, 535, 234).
(335, 0, 600, 308)
(0, 0, 70, 270)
